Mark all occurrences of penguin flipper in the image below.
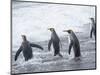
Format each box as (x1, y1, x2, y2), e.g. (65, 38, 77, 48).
(90, 27, 93, 38)
(30, 43, 43, 50)
(68, 41, 73, 55)
(48, 39, 53, 51)
(15, 46, 22, 61)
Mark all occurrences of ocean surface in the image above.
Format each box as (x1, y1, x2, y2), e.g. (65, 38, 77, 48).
(12, 1, 96, 74)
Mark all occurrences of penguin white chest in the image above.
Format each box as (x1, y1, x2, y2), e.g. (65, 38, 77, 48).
(68, 34, 71, 44)
(68, 34, 73, 44)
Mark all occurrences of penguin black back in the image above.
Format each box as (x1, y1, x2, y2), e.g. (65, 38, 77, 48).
(63, 30, 81, 57)
(48, 28, 63, 57)
(90, 18, 96, 39)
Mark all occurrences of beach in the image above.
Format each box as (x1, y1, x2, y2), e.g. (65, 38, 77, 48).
(12, 1, 96, 74)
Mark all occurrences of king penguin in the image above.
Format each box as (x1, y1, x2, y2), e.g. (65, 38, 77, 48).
(48, 28, 63, 57)
(15, 35, 43, 61)
(90, 17, 96, 40)
(63, 30, 81, 58)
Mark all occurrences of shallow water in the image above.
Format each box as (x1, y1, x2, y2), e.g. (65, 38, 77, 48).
(12, 1, 96, 74)
(12, 32, 96, 74)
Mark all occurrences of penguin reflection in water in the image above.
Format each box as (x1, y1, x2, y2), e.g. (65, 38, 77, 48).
(48, 28, 63, 57)
(63, 30, 81, 58)
(15, 35, 43, 61)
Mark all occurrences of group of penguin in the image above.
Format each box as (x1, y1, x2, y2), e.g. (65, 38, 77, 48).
(15, 17, 96, 62)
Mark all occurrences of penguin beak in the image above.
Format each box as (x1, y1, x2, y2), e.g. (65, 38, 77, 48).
(48, 28, 53, 31)
(63, 30, 68, 32)
(48, 28, 51, 31)
(21, 35, 25, 37)
(48, 28, 50, 30)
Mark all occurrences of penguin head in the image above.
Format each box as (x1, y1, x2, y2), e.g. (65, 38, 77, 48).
(63, 29, 72, 34)
(21, 35, 27, 41)
(90, 17, 94, 20)
(48, 28, 55, 32)
(90, 17, 94, 21)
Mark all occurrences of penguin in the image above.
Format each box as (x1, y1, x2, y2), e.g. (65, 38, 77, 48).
(90, 18, 96, 39)
(48, 28, 63, 57)
(15, 35, 43, 61)
(63, 30, 81, 58)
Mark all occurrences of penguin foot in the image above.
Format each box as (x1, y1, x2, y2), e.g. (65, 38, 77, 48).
(55, 53, 63, 58)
